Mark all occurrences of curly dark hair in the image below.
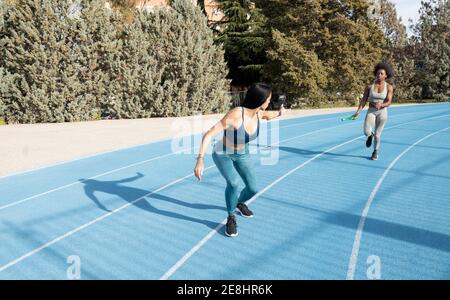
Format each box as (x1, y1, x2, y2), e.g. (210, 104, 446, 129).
(374, 62, 394, 79)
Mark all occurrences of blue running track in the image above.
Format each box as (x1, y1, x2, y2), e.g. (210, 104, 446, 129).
(1, 103, 449, 279)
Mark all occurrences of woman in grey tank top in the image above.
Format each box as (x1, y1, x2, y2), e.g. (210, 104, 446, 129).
(352, 62, 394, 160)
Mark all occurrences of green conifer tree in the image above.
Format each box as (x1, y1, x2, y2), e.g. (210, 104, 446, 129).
(0, 0, 121, 123)
(215, 0, 268, 87)
(256, 0, 384, 107)
(105, 0, 230, 118)
(378, 0, 417, 100)
(0, 0, 230, 123)
(414, 0, 450, 101)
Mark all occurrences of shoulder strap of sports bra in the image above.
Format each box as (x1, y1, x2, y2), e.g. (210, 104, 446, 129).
(257, 112, 260, 135)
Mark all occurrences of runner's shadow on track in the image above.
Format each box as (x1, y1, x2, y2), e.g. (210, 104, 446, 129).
(382, 140, 450, 151)
(263, 196, 450, 254)
(78, 173, 223, 230)
(1, 220, 101, 279)
(277, 146, 370, 160)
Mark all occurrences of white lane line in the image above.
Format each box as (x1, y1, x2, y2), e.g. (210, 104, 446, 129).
(160, 113, 450, 280)
(0, 117, 361, 273)
(2, 106, 443, 212)
(0, 149, 190, 211)
(0, 121, 346, 272)
(1, 112, 450, 274)
(0, 115, 336, 180)
(0, 103, 447, 181)
(346, 125, 450, 280)
(159, 136, 362, 280)
(0, 165, 216, 273)
(0, 114, 358, 211)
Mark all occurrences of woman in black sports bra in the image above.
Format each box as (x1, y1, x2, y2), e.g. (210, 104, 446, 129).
(194, 83, 285, 237)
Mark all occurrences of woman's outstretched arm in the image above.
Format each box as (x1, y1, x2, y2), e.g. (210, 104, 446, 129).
(194, 109, 237, 181)
(260, 104, 286, 120)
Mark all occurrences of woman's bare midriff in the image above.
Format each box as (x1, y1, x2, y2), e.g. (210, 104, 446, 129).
(222, 136, 246, 151)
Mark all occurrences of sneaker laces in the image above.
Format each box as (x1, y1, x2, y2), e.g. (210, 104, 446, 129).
(227, 215, 237, 227)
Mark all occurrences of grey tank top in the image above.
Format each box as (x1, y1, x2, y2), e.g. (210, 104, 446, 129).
(368, 82, 388, 103)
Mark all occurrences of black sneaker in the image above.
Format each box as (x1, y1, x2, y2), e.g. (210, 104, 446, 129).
(236, 203, 254, 218)
(371, 150, 379, 161)
(366, 134, 374, 148)
(225, 215, 238, 237)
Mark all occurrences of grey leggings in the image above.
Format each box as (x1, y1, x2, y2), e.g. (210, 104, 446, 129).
(364, 107, 388, 151)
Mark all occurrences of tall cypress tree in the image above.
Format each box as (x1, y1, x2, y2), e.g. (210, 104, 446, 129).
(414, 0, 450, 101)
(0, 0, 231, 123)
(104, 0, 230, 118)
(0, 3, 5, 119)
(71, 0, 123, 121)
(215, 0, 267, 87)
(318, 0, 385, 100)
(378, 0, 417, 100)
(109, 0, 136, 23)
(0, 0, 121, 123)
(151, 0, 230, 116)
(260, 0, 330, 105)
(1, 0, 74, 123)
(257, 0, 384, 106)
(103, 10, 164, 118)
(0, 67, 15, 120)
(265, 29, 328, 105)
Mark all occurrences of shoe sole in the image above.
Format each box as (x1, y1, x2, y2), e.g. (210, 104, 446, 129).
(366, 136, 373, 148)
(372, 157, 378, 161)
(225, 230, 238, 237)
(236, 207, 254, 218)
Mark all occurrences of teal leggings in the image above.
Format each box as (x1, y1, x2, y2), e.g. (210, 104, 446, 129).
(212, 142, 258, 215)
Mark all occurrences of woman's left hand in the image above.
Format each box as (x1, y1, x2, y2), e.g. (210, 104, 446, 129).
(194, 159, 204, 181)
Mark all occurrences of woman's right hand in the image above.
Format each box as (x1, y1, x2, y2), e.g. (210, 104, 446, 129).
(194, 158, 204, 181)
(279, 104, 287, 116)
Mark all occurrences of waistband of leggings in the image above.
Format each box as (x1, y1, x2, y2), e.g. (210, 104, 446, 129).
(369, 102, 387, 109)
(213, 140, 249, 155)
